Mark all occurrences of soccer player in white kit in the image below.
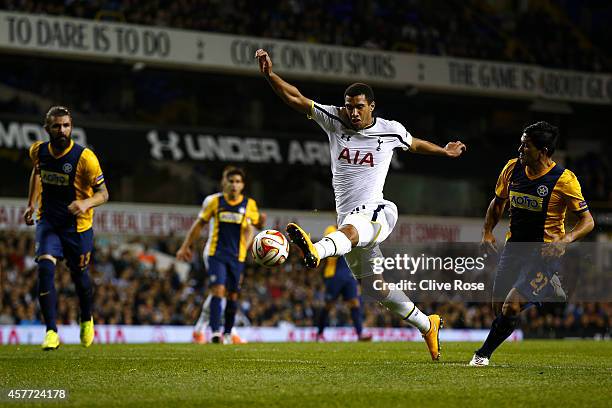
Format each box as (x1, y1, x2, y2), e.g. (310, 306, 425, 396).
(256, 49, 466, 360)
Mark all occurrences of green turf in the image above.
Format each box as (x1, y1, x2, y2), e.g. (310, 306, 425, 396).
(1, 341, 611, 407)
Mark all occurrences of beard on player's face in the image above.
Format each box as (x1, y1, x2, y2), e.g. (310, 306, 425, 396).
(47, 116, 72, 151)
(50, 133, 70, 150)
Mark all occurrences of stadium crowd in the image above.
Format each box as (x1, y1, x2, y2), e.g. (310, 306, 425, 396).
(0, 0, 609, 71)
(569, 152, 612, 204)
(0, 231, 609, 339)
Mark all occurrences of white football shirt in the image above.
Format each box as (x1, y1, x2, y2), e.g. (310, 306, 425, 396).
(309, 101, 412, 215)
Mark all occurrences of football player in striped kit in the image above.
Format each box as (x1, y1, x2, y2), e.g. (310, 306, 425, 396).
(470, 121, 594, 366)
(177, 167, 266, 344)
(24, 106, 109, 350)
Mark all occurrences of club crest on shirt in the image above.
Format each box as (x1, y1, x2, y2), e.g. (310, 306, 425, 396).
(536, 185, 549, 197)
(62, 163, 73, 173)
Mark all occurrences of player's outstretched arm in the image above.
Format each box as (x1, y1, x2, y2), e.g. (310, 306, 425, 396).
(23, 167, 41, 225)
(255, 49, 312, 115)
(176, 218, 206, 262)
(481, 196, 507, 254)
(410, 137, 466, 157)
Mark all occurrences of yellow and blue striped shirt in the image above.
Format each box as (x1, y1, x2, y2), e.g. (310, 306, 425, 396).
(199, 193, 260, 262)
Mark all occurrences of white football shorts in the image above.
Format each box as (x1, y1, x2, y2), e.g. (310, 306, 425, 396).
(337, 199, 398, 248)
(338, 199, 398, 279)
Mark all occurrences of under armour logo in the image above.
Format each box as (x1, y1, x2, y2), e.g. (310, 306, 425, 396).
(147, 130, 184, 160)
(341, 134, 352, 141)
(376, 138, 383, 151)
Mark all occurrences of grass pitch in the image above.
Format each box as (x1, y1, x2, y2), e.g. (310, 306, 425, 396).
(1, 341, 611, 407)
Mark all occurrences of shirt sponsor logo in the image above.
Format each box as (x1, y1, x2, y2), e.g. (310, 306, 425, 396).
(41, 170, 69, 186)
(218, 211, 244, 224)
(337, 148, 375, 167)
(510, 191, 543, 212)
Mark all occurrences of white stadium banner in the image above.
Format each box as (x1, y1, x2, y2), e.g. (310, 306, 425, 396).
(0, 198, 508, 243)
(0, 325, 523, 345)
(0, 11, 610, 104)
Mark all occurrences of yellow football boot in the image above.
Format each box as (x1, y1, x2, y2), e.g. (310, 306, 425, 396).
(423, 314, 443, 361)
(286, 223, 320, 268)
(42, 330, 60, 351)
(80, 317, 94, 348)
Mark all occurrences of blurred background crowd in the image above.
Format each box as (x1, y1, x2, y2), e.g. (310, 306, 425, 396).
(2, 0, 610, 71)
(1, 231, 609, 339)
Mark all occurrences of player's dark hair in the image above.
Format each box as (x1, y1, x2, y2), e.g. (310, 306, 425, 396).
(344, 83, 375, 103)
(45, 106, 72, 124)
(223, 166, 245, 182)
(523, 121, 558, 156)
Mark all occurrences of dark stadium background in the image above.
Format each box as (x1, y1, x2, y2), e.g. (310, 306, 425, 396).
(0, 0, 610, 340)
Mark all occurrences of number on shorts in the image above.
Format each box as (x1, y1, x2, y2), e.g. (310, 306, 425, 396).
(79, 252, 91, 268)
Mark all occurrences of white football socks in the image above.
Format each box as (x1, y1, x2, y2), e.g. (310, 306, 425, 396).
(314, 230, 352, 259)
(379, 289, 431, 333)
(194, 294, 212, 333)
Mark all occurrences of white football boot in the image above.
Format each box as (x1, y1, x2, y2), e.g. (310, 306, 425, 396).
(469, 353, 490, 367)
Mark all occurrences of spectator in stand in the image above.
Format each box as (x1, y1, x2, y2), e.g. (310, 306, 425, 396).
(0, 0, 607, 71)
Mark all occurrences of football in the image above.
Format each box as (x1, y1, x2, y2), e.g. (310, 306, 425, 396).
(251, 229, 290, 267)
